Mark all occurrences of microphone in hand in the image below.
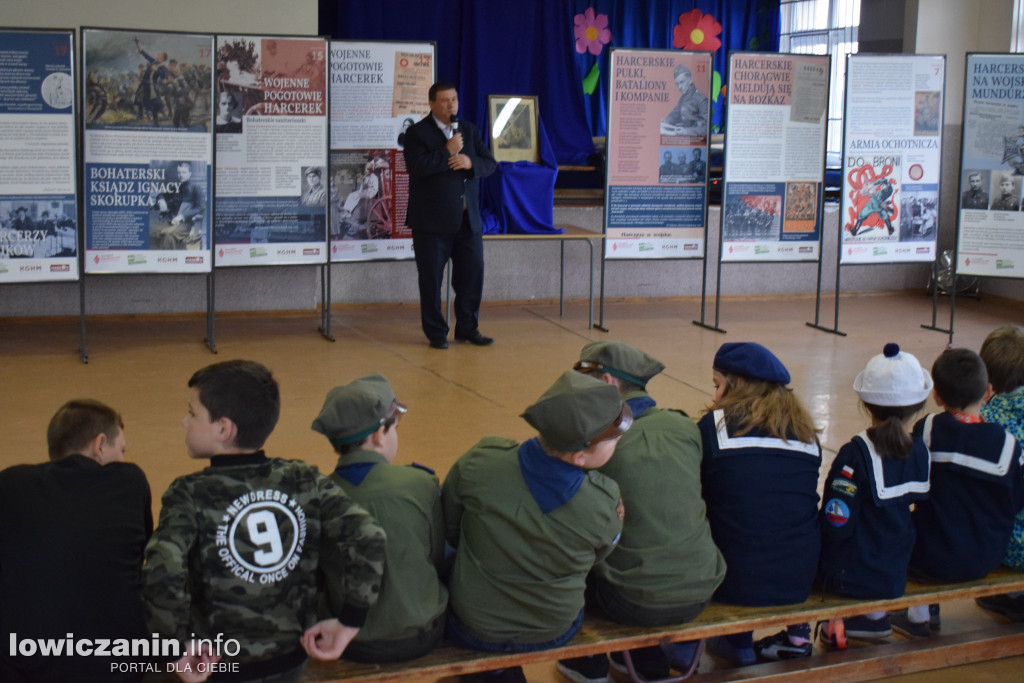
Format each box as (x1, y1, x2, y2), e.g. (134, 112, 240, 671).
(447, 115, 464, 156)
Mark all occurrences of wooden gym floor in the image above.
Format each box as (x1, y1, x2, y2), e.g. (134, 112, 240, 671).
(1, 290, 1022, 681)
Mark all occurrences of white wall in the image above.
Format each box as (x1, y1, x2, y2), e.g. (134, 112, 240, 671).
(910, 0, 1024, 301)
(912, 0, 1014, 125)
(3, 0, 317, 36)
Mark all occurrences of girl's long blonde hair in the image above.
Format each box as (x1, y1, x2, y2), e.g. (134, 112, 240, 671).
(709, 373, 819, 444)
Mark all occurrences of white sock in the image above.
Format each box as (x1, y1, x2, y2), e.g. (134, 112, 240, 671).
(907, 604, 930, 623)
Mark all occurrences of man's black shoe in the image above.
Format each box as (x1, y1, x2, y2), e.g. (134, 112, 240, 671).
(428, 338, 449, 349)
(455, 331, 494, 346)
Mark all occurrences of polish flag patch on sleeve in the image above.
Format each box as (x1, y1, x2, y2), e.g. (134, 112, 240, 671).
(841, 465, 854, 479)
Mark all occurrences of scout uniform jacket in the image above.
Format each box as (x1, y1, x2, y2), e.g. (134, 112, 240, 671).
(699, 410, 822, 606)
(443, 437, 622, 644)
(910, 413, 1024, 581)
(818, 435, 930, 599)
(593, 394, 725, 608)
(332, 450, 447, 643)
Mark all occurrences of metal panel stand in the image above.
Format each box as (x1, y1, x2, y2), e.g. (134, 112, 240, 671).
(693, 215, 725, 334)
(78, 276, 88, 364)
(204, 270, 217, 353)
(806, 218, 847, 337)
(319, 263, 335, 341)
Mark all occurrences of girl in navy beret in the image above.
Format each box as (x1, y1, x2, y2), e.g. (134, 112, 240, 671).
(696, 342, 822, 665)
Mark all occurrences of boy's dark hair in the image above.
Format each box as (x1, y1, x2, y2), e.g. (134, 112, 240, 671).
(864, 401, 926, 460)
(980, 325, 1024, 395)
(429, 81, 457, 101)
(932, 348, 988, 410)
(47, 399, 123, 461)
(332, 412, 399, 456)
(188, 360, 280, 450)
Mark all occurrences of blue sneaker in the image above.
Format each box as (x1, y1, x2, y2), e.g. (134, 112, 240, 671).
(843, 614, 892, 640)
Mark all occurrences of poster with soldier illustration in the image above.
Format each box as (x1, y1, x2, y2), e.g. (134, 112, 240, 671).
(83, 28, 213, 274)
(840, 54, 944, 264)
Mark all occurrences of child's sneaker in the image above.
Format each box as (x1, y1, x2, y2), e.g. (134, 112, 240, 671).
(754, 630, 813, 660)
(890, 609, 931, 638)
(606, 651, 671, 679)
(976, 593, 1024, 622)
(843, 614, 892, 640)
(608, 648, 671, 682)
(556, 655, 609, 683)
(817, 618, 847, 651)
(705, 636, 757, 667)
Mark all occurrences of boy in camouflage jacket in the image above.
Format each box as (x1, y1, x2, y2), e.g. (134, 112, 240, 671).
(143, 360, 386, 682)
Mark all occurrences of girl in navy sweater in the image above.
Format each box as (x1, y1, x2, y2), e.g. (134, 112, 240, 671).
(698, 342, 822, 665)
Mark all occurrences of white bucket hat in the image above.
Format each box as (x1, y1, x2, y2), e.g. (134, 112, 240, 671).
(854, 343, 934, 406)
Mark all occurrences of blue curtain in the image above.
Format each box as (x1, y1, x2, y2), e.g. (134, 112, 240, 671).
(322, 1, 779, 165)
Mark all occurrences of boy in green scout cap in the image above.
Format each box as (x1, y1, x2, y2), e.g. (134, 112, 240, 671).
(443, 371, 631, 682)
(312, 374, 447, 663)
(559, 341, 726, 682)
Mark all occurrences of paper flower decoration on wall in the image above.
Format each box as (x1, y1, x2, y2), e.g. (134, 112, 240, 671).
(574, 8, 612, 56)
(673, 9, 723, 53)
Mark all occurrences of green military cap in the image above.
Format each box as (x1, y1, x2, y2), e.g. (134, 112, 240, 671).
(312, 373, 406, 447)
(521, 370, 632, 452)
(575, 341, 665, 387)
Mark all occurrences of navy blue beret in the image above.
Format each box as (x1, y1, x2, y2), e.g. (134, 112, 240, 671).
(713, 342, 790, 384)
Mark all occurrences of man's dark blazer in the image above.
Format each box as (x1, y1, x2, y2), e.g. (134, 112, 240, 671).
(403, 115, 496, 235)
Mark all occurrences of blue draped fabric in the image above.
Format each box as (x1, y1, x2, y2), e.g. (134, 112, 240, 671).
(480, 116, 561, 234)
(322, 1, 779, 165)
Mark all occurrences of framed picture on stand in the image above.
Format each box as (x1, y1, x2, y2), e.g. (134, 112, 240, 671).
(488, 95, 539, 163)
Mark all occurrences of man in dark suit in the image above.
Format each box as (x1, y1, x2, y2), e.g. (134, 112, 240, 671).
(403, 81, 497, 349)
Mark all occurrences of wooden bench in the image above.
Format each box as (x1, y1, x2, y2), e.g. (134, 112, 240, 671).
(301, 568, 1024, 682)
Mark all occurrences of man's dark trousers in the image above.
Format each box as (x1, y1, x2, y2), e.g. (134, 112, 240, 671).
(412, 210, 483, 343)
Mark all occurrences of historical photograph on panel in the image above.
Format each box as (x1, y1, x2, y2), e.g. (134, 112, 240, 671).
(0, 200, 77, 259)
(723, 193, 782, 240)
(913, 90, 940, 136)
(329, 150, 394, 240)
(147, 160, 207, 250)
(899, 193, 938, 241)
